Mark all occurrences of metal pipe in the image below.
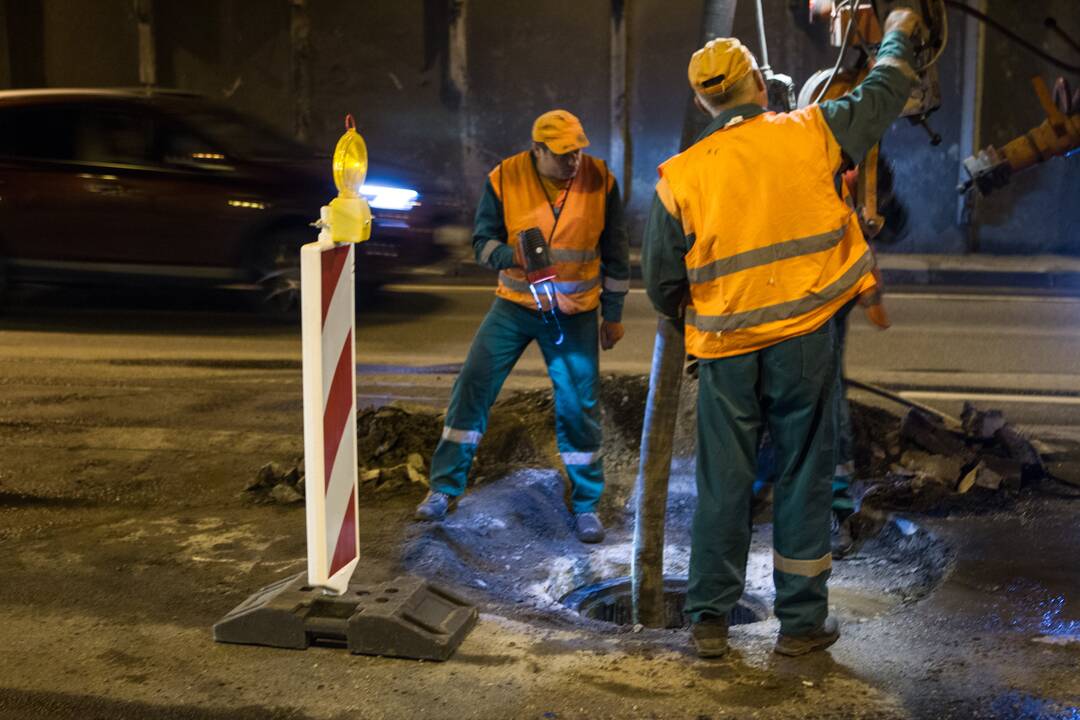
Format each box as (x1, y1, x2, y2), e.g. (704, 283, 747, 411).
(610, 0, 633, 205)
(631, 315, 685, 627)
(754, 0, 771, 71)
(844, 377, 962, 427)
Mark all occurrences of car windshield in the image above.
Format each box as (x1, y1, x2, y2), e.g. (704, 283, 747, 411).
(178, 105, 316, 161)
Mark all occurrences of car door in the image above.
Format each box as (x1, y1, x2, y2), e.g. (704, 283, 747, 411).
(64, 101, 169, 266)
(139, 114, 258, 269)
(0, 102, 104, 270)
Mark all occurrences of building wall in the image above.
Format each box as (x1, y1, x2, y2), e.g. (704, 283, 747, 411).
(3, 0, 1077, 253)
(0, 0, 10, 87)
(41, 0, 139, 86)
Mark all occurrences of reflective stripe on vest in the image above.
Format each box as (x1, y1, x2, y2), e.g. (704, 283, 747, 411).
(658, 106, 879, 358)
(489, 151, 610, 315)
(686, 248, 874, 333)
(498, 272, 601, 296)
(685, 226, 845, 285)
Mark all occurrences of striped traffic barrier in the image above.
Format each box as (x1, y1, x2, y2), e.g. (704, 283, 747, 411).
(301, 235, 359, 594)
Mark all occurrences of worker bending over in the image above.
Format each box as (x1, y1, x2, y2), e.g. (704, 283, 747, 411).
(642, 9, 920, 657)
(416, 110, 630, 544)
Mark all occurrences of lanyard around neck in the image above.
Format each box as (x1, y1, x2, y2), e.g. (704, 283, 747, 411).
(531, 158, 576, 243)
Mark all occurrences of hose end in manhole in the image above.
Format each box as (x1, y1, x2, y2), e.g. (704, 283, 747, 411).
(560, 576, 767, 629)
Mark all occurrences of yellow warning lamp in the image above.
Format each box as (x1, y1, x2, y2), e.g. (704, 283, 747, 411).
(325, 114, 372, 243)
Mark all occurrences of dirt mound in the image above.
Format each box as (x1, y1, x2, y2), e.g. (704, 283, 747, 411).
(251, 375, 1048, 517)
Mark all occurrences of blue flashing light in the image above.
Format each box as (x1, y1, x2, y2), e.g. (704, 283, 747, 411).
(361, 183, 419, 211)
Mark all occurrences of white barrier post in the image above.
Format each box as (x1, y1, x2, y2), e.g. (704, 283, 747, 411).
(300, 217, 359, 595)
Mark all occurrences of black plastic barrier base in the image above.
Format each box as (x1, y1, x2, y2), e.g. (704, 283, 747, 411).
(213, 572, 478, 661)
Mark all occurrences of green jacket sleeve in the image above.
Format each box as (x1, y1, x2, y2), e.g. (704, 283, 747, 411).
(641, 190, 689, 319)
(819, 30, 918, 165)
(599, 181, 630, 323)
(472, 179, 516, 271)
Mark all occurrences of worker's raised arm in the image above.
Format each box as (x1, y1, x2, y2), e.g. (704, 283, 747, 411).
(472, 175, 515, 270)
(819, 10, 921, 166)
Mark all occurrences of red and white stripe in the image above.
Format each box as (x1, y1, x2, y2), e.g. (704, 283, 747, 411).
(301, 240, 359, 594)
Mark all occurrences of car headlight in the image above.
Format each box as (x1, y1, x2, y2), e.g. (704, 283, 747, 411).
(361, 183, 419, 211)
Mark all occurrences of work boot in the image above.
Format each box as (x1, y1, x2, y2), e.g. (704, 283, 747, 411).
(414, 490, 452, 521)
(831, 510, 855, 558)
(774, 616, 841, 657)
(690, 617, 729, 658)
(574, 512, 605, 543)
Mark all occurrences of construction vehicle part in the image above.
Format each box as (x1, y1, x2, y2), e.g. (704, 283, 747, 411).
(960, 76, 1080, 196)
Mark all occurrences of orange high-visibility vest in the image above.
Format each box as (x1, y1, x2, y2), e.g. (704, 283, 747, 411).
(657, 105, 879, 359)
(490, 151, 612, 315)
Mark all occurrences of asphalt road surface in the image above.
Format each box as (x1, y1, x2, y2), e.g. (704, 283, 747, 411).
(5, 281, 1077, 435)
(1, 282, 1078, 720)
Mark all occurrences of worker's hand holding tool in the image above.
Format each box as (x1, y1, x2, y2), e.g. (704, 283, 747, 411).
(600, 320, 625, 351)
(883, 6, 923, 38)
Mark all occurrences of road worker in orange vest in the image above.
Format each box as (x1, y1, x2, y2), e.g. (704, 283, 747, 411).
(416, 110, 630, 543)
(642, 9, 921, 657)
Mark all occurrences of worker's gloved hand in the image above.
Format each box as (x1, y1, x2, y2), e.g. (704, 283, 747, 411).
(883, 7, 922, 38)
(600, 321, 625, 350)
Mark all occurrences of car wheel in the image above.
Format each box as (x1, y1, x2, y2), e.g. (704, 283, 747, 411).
(248, 227, 306, 317)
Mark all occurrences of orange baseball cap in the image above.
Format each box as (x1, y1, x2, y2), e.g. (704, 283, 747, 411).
(688, 38, 755, 96)
(531, 109, 590, 155)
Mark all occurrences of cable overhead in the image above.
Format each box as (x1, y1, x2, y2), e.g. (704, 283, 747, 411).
(943, 0, 1080, 75)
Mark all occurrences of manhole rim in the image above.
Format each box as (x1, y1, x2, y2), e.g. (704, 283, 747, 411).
(560, 574, 770, 629)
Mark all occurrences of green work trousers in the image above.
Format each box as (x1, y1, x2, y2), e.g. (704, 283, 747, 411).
(688, 321, 837, 636)
(429, 297, 604, 513)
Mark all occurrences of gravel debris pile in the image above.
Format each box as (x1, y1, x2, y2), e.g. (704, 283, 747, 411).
(247, 376, 1050, 513)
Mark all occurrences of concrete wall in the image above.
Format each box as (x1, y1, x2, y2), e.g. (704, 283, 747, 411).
(3, 0, 1078, 253)
(0, 0, 10, 87)
(3, 0, 46, 88)
(42, 0, 139, 86)
(154, 1, 292, 137)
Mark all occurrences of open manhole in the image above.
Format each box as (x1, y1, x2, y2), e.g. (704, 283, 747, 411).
(560, 576, 768, 629)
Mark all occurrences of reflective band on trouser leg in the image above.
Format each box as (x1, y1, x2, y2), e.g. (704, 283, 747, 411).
(773, 550, 832, 577)
(561, 450, 602, 465)
(428, 425, 482, 498)
(537, 307, 604, 513)
(428, 299, 535, 497)
(442, 426, 483, 444)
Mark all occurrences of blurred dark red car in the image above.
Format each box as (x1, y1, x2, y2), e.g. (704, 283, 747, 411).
(0, 88, 463, 311)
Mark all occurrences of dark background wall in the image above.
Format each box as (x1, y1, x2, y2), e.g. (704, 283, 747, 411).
(1, 0, 1078, 253)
